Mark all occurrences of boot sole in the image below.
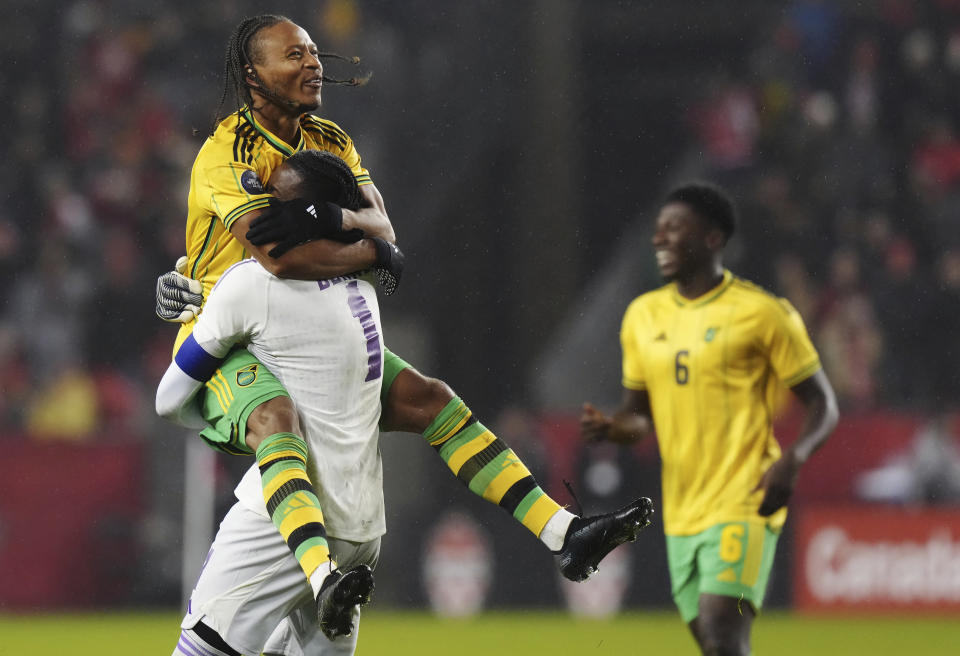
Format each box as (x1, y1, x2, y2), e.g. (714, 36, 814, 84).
(563, 501, 654, 581)
(319, 567, 376, 639)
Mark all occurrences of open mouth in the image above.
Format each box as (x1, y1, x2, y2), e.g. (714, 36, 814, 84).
(655, 250, 675, 268)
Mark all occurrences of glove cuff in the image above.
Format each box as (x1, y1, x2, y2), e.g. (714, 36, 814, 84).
(370, 237, 392, 268)
(369, 237, 402, 296)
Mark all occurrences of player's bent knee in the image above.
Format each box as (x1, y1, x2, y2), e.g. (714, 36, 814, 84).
(382, 368, 455, 433)
(245, 396, 301, 451)
(421, 376, 455, 412)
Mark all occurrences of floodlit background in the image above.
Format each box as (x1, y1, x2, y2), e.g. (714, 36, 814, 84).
(2, 0, 960, 652)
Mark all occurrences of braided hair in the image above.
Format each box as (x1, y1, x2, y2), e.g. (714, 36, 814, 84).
(211, 14, 370, 133)
(284, 149, 362, 210)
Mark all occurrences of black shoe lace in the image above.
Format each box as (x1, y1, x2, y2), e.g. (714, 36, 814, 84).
(562, 479, 585, 517)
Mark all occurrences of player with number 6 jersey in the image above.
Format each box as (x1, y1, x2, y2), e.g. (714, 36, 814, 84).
(581, 182, 839, 656)
(620, 269, 821, 536)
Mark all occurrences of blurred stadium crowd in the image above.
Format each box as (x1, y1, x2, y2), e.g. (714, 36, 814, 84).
(695, 0, 960, 414)
(3, 0, 960, 606)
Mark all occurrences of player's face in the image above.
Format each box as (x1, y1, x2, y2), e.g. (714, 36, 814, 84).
(651, 202, 714, 281)
(266, 165, 304, 201)
(250, 21, 323, 113)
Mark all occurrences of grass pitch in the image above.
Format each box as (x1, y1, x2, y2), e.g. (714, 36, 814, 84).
(0, 609, 956, 655)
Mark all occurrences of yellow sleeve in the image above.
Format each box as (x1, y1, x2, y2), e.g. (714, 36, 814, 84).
(762, 298, 821, 387)
(307, 118, 373, 186)
(620, 299, 647, 390)
(194, 144, 272, 231)
(336, 135, 372, 187)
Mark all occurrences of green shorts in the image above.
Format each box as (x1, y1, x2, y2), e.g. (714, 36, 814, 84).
(198, 347, 412, 454)
(198, 348, 288, 455)
(666, 520, 780, 623)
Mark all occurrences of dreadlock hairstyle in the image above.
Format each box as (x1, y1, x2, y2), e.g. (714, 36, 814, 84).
(284, 149, 362, 210)
(211, 14, 371, 133)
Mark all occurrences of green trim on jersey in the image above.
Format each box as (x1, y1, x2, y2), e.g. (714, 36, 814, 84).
(223, 197, 272, 231)
(241, 107, 303, 156)
(671, 270, 736, 307)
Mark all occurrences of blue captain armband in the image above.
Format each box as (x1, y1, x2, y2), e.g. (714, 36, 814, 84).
(174, 334, 223, 382)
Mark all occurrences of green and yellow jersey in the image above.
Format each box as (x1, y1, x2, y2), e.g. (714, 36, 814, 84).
(621, 270, 821, 536)
(176, 107, 372, 349)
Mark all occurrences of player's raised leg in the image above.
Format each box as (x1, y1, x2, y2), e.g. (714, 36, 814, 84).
(379, 350, 653, 580)
(200, 350, 334, 598)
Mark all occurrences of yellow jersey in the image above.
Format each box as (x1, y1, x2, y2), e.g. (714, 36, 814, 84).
(620, 270, 821, 536)
(176, 108, 372, 349)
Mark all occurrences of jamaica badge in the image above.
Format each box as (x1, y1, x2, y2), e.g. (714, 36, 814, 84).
(236, 364, 259, 387)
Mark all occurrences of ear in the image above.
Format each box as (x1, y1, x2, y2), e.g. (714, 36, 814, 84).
(245, 66, 260, 88)
(705, 228, 727, 251)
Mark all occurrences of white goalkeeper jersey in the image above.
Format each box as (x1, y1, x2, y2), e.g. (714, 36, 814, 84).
(185, 259, 385, 541)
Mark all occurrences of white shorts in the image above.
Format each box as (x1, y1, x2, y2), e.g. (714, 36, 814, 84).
(182, 503, 380, 656)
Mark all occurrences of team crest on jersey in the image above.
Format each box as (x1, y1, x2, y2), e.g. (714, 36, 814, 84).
(240, 170, 265, 194)
(236, 364, 259, 387)
(704, 327, 720, 342)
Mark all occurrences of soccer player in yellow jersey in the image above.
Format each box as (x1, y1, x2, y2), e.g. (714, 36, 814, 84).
(581, 182, 839, 656)
(157, 14, 653, 655)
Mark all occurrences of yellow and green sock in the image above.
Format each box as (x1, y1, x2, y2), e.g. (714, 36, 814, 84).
(257, 432, 332, 590)
(424, 396, 571, 544)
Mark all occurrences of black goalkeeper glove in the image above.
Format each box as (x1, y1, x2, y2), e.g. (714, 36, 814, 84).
(156, 256, 204, 322)
(245, 198, 344, 258)
(370, 237, 404, 296)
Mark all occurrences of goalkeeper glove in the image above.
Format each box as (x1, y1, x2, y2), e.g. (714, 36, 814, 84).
(156, 256, 203, 322)
(370, 238, 404, 296)
(245, 198, 345, 258)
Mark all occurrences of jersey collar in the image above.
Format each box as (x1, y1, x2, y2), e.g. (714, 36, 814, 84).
(240, 107, 306, 157)
(671, 269, 735, 308)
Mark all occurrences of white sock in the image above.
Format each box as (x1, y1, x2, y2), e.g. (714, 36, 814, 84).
(539, 508, 577, 552)
(309, 559, 338, 598)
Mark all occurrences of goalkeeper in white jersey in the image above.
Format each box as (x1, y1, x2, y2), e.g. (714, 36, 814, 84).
(157, 150, 386, 656)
